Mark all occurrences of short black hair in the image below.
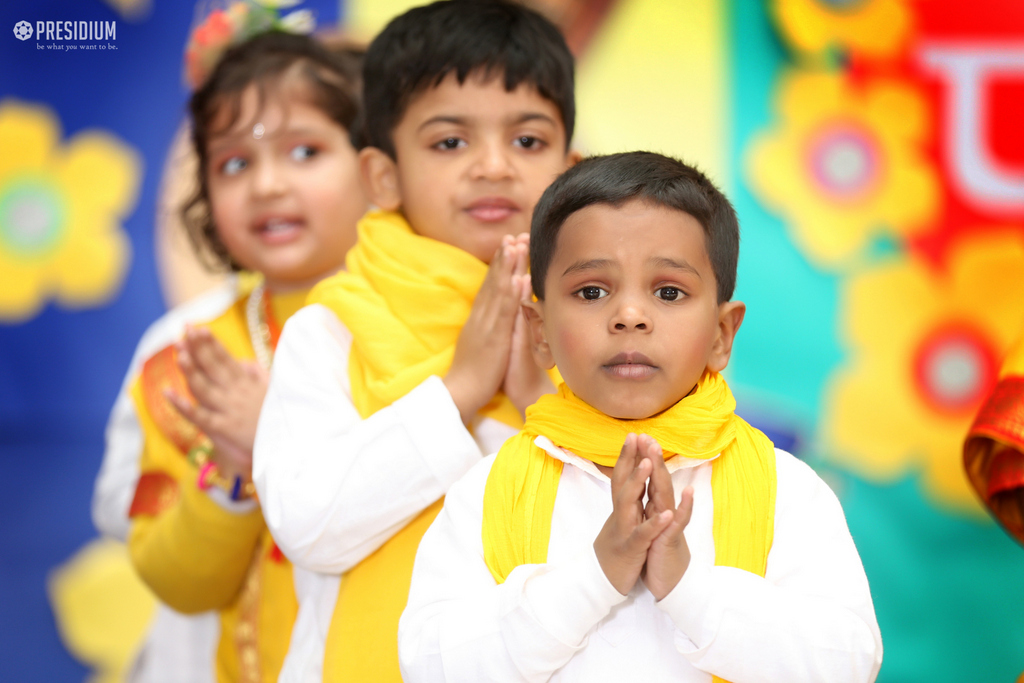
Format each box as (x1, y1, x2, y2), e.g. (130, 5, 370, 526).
(360, 0, 575, 158)
(530, 152, 740, 302)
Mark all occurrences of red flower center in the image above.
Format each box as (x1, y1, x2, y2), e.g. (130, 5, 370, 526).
(912, 323, 998, 416)
(807, 123, 882, 201)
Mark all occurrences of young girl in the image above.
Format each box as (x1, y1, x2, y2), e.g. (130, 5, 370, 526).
(91, 27, 368, 683)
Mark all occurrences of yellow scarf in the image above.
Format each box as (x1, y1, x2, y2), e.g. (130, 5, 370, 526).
(482, 374, 776, 683)
(309, 209, 523, 682)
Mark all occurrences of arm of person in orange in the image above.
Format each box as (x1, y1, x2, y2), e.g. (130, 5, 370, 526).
(965, 330, 1024, 546)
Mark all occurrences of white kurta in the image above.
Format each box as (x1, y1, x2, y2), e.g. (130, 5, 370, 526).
(253, 303, 517, 683)
(399, 438, 883, 683)
(93, 282, 238, 683)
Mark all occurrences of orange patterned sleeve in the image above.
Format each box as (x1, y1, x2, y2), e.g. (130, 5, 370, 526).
(965, 337, 1024, 546)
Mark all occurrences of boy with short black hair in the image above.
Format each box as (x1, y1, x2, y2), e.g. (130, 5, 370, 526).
(252, 1, 579, 681)
(400, 152, 883, 682)
(360, 0, 575, 160)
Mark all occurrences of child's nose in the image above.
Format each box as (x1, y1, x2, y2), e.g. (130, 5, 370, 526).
(252, 157, 287, 197)
(471, 141, 514, 182)
(610, 296, 652, 332)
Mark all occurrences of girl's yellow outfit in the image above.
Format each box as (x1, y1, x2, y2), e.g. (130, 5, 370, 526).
(307, 209, 525, 682)
(482, 373, 777, 683)
(127, 284, 305, 683)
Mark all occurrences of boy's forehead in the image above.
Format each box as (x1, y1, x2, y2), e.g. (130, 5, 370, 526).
(399, 70, 564, 130)
(550, 201, 712, 269)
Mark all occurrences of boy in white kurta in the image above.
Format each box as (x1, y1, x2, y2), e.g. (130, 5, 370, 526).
(252, 2, 581, 680)
(399, 152, 883, 682)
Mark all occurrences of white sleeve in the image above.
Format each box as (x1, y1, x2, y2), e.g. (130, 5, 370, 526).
(656, 451, 883, 683)
(92, 282, 239, 541)
(399, 456, 626, 683)
(252, 304, 487, 573)
(93, 384, 144, 541)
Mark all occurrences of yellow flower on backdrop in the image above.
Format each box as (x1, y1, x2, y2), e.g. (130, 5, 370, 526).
(102, 0, 152, 21)
(823, 233, 1024, 513)
(0, 101, 140, 323)
(49, 539, 156, 683)
(746, 71, 939, 269)
(771, 0, 912, 58)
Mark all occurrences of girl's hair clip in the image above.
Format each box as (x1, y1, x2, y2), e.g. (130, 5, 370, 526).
(184, 0, 316, 90)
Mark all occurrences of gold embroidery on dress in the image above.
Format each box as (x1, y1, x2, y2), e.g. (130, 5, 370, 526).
(140, 344, 201, 454)
(235, 543, 263, 683)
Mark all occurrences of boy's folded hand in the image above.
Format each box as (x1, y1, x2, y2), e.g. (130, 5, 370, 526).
(444, 235, 527, 425)
(594, 434, 674, 596)
(503, 269, 556, 418)
(641, 445, 694, 601)
(165, 326, 269, 484)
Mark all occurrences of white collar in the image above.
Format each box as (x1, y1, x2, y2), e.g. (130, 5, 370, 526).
(532, 434, 719, 483)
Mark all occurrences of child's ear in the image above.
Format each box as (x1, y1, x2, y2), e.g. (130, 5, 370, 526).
(521, 299, 555, 370)
(707, 300, 745, 373)
(566, 148, 583, 168)
(359, 147, 401, 211)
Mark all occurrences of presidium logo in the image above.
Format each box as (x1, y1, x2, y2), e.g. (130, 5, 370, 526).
(13, 19, 117, 41)
(13, 19, 117, 50)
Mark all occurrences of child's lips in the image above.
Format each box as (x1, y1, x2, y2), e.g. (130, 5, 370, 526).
(603, 352, 658, 380)
(254, 217, 304, 244)
(604, 363, 658, 380)
(465, 198, 520, 223)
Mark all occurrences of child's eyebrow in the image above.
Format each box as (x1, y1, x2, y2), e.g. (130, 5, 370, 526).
(650, 256, 701, 278)
(207, 131, 248, 146)
(562, 258, 613, 276)
(417, 112, 557, 132)
(418, 115, 467, 132)
(507, 112, 558, 127)
(206, 125, 328, 158)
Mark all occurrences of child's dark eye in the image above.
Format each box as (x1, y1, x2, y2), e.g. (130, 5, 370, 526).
(575, 286, 608, 301)
(221, 156, 247, 175)
(290, 144, 317, 161)
(434, 137, 465, 151)
(655, 286, 682, 301)
(515, 136, 544, 150)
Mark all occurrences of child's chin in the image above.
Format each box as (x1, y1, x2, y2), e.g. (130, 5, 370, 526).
(594, 388, 684, 420)
(472, 239, 506, 264)
(262, 261, 317, 285)
(469, 226, 527, 263)
(593, 396, 662, 421)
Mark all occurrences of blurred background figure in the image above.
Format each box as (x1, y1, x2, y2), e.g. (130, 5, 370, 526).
(3, 0, 1024, 681)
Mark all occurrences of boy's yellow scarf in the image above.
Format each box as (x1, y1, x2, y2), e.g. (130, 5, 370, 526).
(308, 209, 523, 682)
(482, 374, 776, 683)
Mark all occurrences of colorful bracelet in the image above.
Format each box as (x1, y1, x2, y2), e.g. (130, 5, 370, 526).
(197, 462, 217, 490)
(187, 439, 257, 501)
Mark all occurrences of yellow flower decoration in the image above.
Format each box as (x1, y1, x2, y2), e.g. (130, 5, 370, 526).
(771, 0, 912, 58)
(0, 100, 140, 322)
(49, 538, 156, 683)
(823, 233, 1024, 513)
(746, 71, 939, 269)
(103, 0, 152, 21)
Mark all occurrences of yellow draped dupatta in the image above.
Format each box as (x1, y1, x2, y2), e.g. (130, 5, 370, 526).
(482, 373, 777, 683)
(309, 209, 522, 682)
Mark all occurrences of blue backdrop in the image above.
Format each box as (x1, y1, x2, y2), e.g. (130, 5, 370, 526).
(0, 1, 339, 679)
